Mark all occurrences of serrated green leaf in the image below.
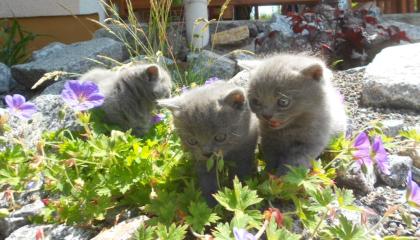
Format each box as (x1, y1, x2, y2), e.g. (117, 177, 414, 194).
(186, 201, 220, 233)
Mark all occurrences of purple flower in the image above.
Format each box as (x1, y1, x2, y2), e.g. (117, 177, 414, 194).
(233, 227, 256, 240)
(372, 136, 390, 175)
(406, 171, 420, 208)
(5, 94, 37, 120)
(61, 80, 104, 111)
(151, 113, 165, 124)
(205, 77, 221, 85)
(353, 132, 372, 167)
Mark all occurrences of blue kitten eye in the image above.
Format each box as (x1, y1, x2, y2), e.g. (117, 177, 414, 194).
(214, 134, 227, 142)
(277, 97, 291, 108)
(251, 98, 261, 107)
(187, 138, 198, 145)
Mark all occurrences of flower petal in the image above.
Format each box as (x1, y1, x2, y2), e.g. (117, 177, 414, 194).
(373, 136, 390, 175)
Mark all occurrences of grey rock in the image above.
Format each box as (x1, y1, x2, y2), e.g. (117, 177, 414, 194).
(4, 93, 80, 149)
(0, 200, 45, 239)
(91, 216, 148, 240)
(187, 50, 237, 80)
(361, 43, 420, 111)
(382, 19, 420, 42)
(11, 38, 129, 90)
(6, 224, 94, 240)
(31, 42, 66, 61)
(381, 119, 405, 137)
(0, 63, 15, 93)
(269, 13, 293, 37)
(336, 161, 377, 194)
(377, 155, 412, 188)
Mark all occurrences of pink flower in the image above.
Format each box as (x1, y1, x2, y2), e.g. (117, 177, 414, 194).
(61, 80, 104, 111)
(5, 94, 37, 120)
(406, 171, 420, 208)
(353, 132, 372, 167)
(372, 136, 390, 175)
(233, 227, 256, 240)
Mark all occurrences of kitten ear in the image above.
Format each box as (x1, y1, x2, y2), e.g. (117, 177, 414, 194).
(223, 88, 246, 110)
(157, 97, 181, 115)
(301, 63, 323, 81)
(237, 59, 261, 71)
(146, 65, 160, 82)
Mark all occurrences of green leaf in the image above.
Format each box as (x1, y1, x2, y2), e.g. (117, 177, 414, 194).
(0, 208, 10, 219)
(266, 217, 300, 240)
(309, 188, 334, 207)
(207, 157, 215, 171)
(212, 222, 234, 240)
(321, 215, 366, 240)
(213, 177, 262, 212)
(186, 202, 220, 233)
(155, 223, 187, 240)
(135, 224, 155, 240)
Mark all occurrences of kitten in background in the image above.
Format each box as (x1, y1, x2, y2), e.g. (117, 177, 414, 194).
(79, 63, 172, 135)
(158, 81, 259, 204)
(240, 54, 347, 175)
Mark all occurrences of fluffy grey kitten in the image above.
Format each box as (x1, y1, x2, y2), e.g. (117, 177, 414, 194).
(240, 54, 347, 175)
(79, 63, 172, 135)
(158, 81, 259, 204)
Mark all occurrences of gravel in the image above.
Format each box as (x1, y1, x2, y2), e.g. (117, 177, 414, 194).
(332, 68, 420, 131)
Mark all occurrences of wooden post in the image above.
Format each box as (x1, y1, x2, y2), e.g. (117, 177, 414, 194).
(254, 5, 259, 19)
(384, 0, 391, 13)
(400, 0, 407, 13)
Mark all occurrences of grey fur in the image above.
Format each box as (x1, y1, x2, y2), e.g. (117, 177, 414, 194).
(158, 81, 259, 204)
(79, 63, 172, 135)
(245, 54, 347, 175)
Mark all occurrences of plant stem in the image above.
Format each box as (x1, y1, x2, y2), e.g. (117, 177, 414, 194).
(255, 219, 269, 239)
(310, 209, 328, 239)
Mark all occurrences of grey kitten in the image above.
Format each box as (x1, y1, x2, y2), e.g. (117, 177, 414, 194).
(158, 81, 259, 204)
(79, 63, 172, 135)
(240, 54, 347, 175)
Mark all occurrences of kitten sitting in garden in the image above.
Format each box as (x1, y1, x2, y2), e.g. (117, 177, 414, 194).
(240, 54, 347, 176)
(79, 63, 172, 135)
(158, 81, 259, 204)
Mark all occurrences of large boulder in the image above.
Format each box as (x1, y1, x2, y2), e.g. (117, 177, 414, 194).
(0, 63, 15, 93)
(187, 50, 237, 80)
(11, 38, 129, 90)
(376, 155, 412, 188)
(361, 43, 420, 111)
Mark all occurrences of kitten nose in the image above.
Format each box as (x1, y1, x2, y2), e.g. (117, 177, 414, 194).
(202, 152, 213, 158)
(262, 114, 272, 120)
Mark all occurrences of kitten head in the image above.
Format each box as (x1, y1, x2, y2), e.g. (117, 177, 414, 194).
(246, 55, 330, 130)
(159, 82, 250, 160)
(122, 63, 172, 102)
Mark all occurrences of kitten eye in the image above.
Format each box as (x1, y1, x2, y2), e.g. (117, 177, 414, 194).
(214, 133, 227, 142)
(277, 97, 291, 108)
(187, 138, 198, 145)
(251, 98, 262, 108)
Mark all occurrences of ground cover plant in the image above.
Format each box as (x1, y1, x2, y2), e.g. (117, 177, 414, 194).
(0, 78, 419, 239)
(1, 1, 419, 239)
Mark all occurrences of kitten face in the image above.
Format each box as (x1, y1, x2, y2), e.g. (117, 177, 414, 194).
(247, 55, 326, 130)
(123, 64, 172, 101)
(159, 82, 250, 160)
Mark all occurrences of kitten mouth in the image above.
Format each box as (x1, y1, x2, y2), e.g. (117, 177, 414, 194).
(266, 119, 287, 129)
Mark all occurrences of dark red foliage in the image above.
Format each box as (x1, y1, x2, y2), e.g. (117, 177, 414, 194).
(364, 15, 378, 25)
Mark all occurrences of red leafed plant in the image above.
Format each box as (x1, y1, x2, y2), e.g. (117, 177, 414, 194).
(278, 5, 411, 69)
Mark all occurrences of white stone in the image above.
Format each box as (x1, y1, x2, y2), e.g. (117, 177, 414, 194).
(361, 43, 420, 111)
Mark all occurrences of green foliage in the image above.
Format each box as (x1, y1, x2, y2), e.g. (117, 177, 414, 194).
(0, 19, 36, 66)
(399, 129, 420, 142)
(135, 223, 187, 240)
(265, 218, 300, 240)
(186, 202, 220, 233)
(320, 215, 366, 240)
